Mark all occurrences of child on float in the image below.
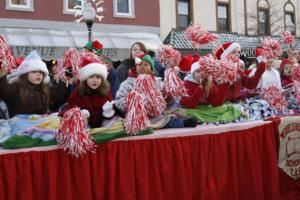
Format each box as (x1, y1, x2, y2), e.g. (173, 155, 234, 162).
(180, 61, 242, 123)
(62, 58, 115, 128)
(115, 54, 198, 128)
(280, 59, 294, 88)
(0, 50, 69, 117)
(215, 42, 266, 102)
(180, 61, 229, 108)
(249, 55, 282, 91)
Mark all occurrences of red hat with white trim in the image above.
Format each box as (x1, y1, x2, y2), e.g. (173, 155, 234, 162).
(79, 58, 108, 81)
(215, 42, 241, 60)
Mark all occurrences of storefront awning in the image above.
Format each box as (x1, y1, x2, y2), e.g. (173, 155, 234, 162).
(0, 28, 162, 61)
(164, 29, 300, 58)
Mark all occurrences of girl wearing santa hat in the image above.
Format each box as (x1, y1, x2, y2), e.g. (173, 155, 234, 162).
(0, 50, 69, 118)
(215, 42, 266, 101)
(180, 61, 229, 108)
(115, 54, 198, 128)
(62, 58, 115, 128)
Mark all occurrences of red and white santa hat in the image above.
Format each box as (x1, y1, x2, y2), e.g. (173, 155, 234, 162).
(215, 42, 241, 60)
(9, 50, 50, 83)
(79, 58, 108, 81)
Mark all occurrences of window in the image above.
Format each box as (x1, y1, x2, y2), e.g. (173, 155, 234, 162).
(258, 8, 269, 35)
(285, 13, 295, 34)
(284, 2, 296, 35)
(113, 0, 135, 18)
(177, 0, 192, 29)
(217, 4, 230, 32)
(257, 0, 270, 35)
(63, 0, 82, 14)
(5, 0, 34, 12)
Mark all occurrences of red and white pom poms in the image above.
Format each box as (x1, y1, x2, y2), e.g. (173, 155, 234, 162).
(163, 68, 189, 98)
(261, 37, 282, 59)
(261, 85, 287, 112)
(198, 54, 238, 85)
(0, 35, 16, 73)
(293, 81, 300, 105)
(185, 24, 219, 47)
(134, 74, 166, 117)
(56, 107, 95, 157)
(281, 30, 295, 46)
(292, 63, 300, 82)
(124, 90, 149, 135)
(54, 48, 80, 85)
(157, 45, 181, 68)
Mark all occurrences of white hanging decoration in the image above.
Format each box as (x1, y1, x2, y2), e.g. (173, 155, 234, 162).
(74, 0, 105, 23)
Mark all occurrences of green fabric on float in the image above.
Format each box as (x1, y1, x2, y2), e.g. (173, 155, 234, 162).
(185, 104, 241, 123)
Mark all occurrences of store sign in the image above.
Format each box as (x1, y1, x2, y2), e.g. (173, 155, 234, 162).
(241, 49, 256, 58)
(10, 46, 129, 61)
(278, 116, 300, 180)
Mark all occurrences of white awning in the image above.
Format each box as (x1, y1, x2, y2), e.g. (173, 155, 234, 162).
(0, 28, 162, 60)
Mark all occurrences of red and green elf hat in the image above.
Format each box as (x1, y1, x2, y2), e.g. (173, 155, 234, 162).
(85, 40, 103, 55)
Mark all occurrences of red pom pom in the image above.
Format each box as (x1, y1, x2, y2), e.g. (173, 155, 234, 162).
(261, 37, 282, 59)
(293, 81, 300, 106)
(157, 45, 181, 68)
(185, 24, 219, 47)
(261, 85, 287, 112)
(56, 107, 95, 157)
(163, 68, 189, 97)
(53, 48, 80, 85)
(0, 35, 17, 73)
(198, 54, 238, 85)
(124, 90, 149, 135)
(281, 30, 295, 46)
(292, 64, 300, 82)
(134, 74, 166, 117)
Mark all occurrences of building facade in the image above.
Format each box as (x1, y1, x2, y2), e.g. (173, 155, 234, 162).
(161, 0, 300, 58)
(0, 0, 161, 61)
(160, 0, 300, 40)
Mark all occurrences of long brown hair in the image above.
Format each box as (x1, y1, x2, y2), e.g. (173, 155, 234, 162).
(17, 73, 50, 106)
(78, 76, 110, 97)
(130, 41, 147, 60)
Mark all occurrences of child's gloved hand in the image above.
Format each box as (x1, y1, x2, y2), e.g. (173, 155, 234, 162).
(81, 109, 90, 119)
(256, 56, 267, 64)
(102, 101, 115, 118)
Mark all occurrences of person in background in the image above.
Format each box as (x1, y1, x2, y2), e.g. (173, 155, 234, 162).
(147, 48, 165, 79)
(280, 59, 294, 88)
(116, 41, 147, 83)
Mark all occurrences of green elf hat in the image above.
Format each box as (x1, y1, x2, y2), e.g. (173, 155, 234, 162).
(84, 40, 103, 55)
(135, 54, 155, 71)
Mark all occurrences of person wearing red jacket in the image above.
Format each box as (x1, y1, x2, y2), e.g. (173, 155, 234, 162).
(180, 61, 230, 108)
(215, 43, 266, 102)
(62, 58, 114, 128)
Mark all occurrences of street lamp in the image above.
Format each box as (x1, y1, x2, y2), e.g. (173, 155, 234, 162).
(82, 1, 96, 43)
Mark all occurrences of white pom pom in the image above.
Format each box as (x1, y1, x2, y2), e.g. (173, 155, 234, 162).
(135, 57, 142, 65)
(81, 109, 90, 118)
